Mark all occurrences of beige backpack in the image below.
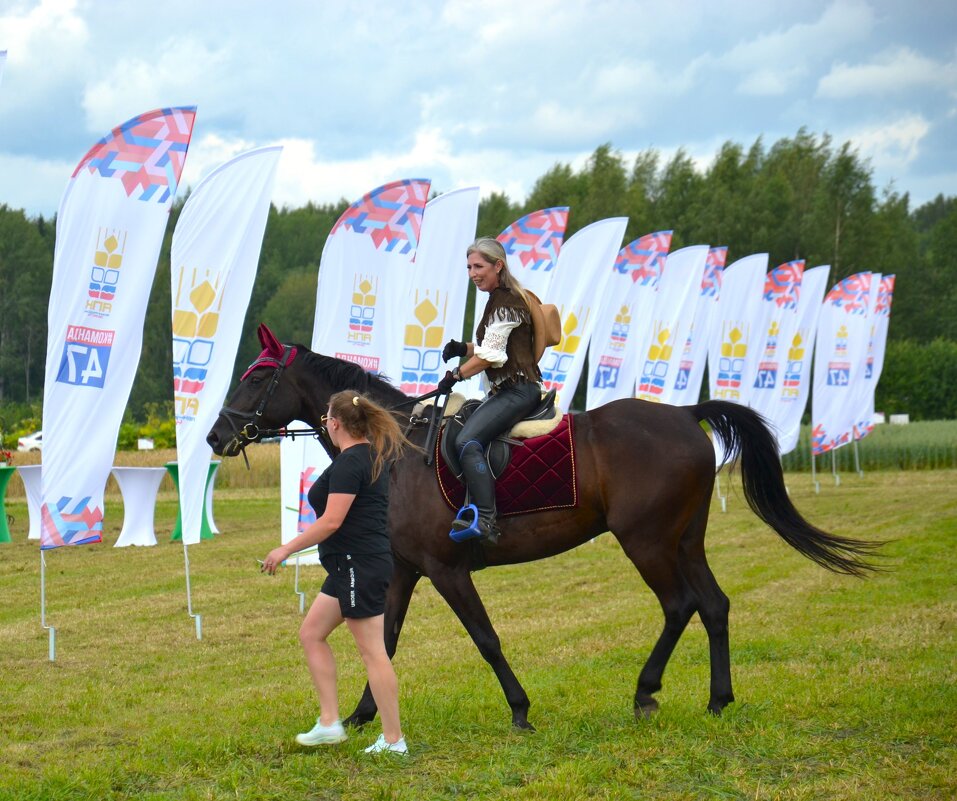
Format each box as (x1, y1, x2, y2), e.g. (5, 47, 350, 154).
(526, 291, 562, 363)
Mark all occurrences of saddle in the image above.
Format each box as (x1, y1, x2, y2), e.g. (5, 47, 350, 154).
(437, 388, 560, 481)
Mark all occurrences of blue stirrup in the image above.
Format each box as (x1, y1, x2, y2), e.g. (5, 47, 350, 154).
(449, 503, 483, 541)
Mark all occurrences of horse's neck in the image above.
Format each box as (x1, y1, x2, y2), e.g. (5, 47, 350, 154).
(298, 353, 410, 426)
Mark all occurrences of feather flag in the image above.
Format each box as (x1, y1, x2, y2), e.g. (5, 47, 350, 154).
(171, 146, 282, 544)
(811, 272, 874, 455)
(41, 108, 196, 549)
(586, 231, 672, 409)
(669, 246, 728, 406)
(539, 218, 628, 412)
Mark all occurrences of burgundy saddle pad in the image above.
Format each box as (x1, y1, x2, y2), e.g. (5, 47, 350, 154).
(435, 414, 579, 517)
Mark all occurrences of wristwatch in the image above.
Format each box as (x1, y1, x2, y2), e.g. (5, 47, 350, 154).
(452, 366, 463, 381)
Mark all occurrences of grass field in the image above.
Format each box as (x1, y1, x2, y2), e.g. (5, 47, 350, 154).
(1, 467, 955, 800)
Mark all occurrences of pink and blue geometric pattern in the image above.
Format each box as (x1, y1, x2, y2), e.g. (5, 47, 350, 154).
(876, 275, 895, 317)
(330, 179, 430, 255)
(39, 497, 104, 549)
(297, 468, 321, 533)
(73, 107, 196, 204)
(701, 247, 727, 296)
(498, 207, 569, 272)
(763, 260, 804, 309)
(614, 230, 672, 284)
(826, 272, 872, 315)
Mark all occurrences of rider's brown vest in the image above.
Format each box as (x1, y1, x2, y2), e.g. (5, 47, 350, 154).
(476, 287, 542, 388)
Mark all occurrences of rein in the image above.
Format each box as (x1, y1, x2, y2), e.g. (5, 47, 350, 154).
(219, 347, 446, 468)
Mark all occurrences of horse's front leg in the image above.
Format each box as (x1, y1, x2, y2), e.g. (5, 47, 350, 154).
(343, 558, 420, 728)
(428, 563, 534, 730)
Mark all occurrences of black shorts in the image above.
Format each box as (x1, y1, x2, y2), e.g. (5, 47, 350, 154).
(319, 552, 393, 619)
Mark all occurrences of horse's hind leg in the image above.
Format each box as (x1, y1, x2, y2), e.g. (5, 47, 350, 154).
(680, 529, 734, 715)
(427, 563, 533, 730)
(343, 558, 421, 728)
(620, 542, 698, 718)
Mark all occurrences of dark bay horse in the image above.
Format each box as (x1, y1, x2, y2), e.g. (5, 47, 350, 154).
(207, 327, 877, 730)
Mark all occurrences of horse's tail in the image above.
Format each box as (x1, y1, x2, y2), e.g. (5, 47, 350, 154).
(692, 400, 881, 576)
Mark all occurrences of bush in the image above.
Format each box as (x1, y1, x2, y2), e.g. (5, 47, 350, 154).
(877, 337, 957, 420)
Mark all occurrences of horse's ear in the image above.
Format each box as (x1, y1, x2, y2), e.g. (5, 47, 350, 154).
(257, 323, 284, 357)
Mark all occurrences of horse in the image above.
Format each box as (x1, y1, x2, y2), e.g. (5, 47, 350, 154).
(207, 325, 878, 730)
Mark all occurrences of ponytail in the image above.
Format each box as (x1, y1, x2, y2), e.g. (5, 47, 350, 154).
(328, 390, 415, 481)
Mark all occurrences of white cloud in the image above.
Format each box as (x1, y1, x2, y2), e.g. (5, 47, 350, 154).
(81, 37, 231, 134)
(839, 114, 931, 171)
(0, 0, 87, 66)
(721, 0, 874, 94)
(817, 47, 957, 98)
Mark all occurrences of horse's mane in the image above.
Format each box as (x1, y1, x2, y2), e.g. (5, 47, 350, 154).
(297, 346, 409, 407)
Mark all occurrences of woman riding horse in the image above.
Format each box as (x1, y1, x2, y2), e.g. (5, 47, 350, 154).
(437, 237, 543, 544)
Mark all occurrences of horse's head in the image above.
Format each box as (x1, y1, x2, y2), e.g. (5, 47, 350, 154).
(206, 324, 307, 457)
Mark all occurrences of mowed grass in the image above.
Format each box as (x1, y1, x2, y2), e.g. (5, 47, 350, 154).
(0, 468, 954, 800)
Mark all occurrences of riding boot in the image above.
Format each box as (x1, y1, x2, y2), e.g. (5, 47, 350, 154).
(451, 440, 500, 544)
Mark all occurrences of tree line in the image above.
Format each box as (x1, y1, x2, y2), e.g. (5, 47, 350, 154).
(1, 129, 955, 433)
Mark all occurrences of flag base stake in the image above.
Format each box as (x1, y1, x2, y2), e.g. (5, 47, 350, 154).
(715, 470, 728, 513)
(183, 542, 203, 640)
(831, 450, 841, 486)
(40, 551, 56, 661)
(294, 557, 306, 614)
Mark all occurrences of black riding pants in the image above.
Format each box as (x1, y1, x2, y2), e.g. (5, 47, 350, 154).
(454, 380, 542, 454)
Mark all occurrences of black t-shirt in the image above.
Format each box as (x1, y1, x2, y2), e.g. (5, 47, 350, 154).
(308, 443, 390, 558)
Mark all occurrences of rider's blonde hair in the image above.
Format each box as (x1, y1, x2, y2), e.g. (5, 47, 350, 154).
(467, 237, 530, 308)
(328, 390, 413, 481)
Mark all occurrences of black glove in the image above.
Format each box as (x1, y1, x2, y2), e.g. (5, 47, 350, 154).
(436, 370, 459, 395)
(442, 339, 467, 362)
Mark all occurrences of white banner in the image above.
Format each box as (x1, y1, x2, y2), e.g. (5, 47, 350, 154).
(749, 260, 805, 437)
(811, 272, 874, 455)
(634, 245, 710, 404)
(539, 218, 628, 412)
(707, 253, 769, 406)
(669, 246, 728, 406)
(311, 179, 430, 380)
(281, 428, 323, 565)
(853, 274, 893, 440)
(0, 50, 6, 89)
(585, 231, 672, 409)
(171, 146, 281, 545)
(41, 108, 196, 548)
(775, 266, 829, 455)
(398, 187, 479, 394)
(496, 207, 569, 300)
(291, 179, 429, 553)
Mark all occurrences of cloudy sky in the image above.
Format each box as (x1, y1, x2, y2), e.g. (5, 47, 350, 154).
(1, 0, 955, 218)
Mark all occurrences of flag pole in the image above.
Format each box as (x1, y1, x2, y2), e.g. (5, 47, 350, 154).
(40, 551, 56, 661)
(182, 542, 202, 640)
(853, 439, 864, 477)
(715, 468, 728, 513)
(811, 443, 820, 494)
(293, 555, 306, 614)
(831, 449, 841, 486)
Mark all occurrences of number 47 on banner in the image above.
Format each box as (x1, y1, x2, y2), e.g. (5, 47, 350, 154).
(56, 337, 113, 388)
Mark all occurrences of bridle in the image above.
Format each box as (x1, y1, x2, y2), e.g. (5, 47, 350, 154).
(216, 345, 308, 466)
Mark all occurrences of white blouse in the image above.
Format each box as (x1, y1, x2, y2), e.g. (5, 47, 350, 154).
(474, 311, 522, 367)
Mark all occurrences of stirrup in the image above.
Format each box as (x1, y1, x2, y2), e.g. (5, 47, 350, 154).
(449, 504, 482, 542)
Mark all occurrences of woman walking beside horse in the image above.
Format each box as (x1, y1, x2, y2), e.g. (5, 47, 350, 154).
(260, 390, 414, 754)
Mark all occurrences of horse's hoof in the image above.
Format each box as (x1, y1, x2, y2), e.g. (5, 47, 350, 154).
(342, 712, 374, 729)
(706, 696, 733, 716)
(634, 697, 659, 719)
(512, 718, 536, 732)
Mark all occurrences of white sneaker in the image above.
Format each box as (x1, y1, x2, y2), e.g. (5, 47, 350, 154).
(295, 718, 347, 746)
(364, 733, 408, 755)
